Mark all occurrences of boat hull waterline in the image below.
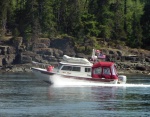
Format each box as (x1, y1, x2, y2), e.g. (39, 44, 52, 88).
(31, 67, 118, 84)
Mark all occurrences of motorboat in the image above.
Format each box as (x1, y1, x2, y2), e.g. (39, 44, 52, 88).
(31, 55, 127, 84)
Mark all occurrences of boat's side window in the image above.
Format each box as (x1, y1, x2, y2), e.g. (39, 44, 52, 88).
(93, 67, 102, 74)
(72, 67, 80, 72)
(85, 68, 91, 72)
(61, 66, 72, 71)
(103, 67, 111, 75)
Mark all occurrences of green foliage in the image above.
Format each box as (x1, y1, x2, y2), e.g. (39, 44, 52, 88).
(12, 28, 19, 37)
(0, 0, 149, 50)
(76, 46, 85, 53)
(39, 0, 56, 35)
(75, 36, 100, 54)
(75, 46, 93, 55)
(89, 36, 99, 49)
(141, 1, 150, 49)
(80, 13, 100, 37)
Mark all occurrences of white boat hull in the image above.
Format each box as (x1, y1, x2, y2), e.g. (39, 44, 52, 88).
(31, 67, 54, 84)
(31, 67, 119, 84)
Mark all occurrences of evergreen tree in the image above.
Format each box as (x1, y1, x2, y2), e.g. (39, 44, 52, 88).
(111, 0, 126, 41)
(127, 0, 144, 48)
(141, 0, 150, 49)
(0, 0, 14, 37)
(15, 0, 40, 42)
(88, 0, 114, 39)
(0, 0, 149, 49)
(38, 0, 56, 37)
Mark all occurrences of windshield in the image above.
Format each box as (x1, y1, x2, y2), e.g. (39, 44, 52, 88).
(93, 67, 102, 74)
(103, 67, 111, 75)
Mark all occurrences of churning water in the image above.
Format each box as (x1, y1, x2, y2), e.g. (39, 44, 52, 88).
(0, 73, 150, 117)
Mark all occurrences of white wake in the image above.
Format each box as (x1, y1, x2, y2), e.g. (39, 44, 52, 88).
(51, 75, 150, 87)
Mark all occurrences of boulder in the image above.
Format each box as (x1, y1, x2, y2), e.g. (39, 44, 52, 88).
(0, 46, 7, 55)
(136, 65, 146, 71)
(6, 54, 16, 65)
(13, 37, 23, 48)
(37, 38, 50, 47)
(42, 55, 58, 62)
(0, 56, 2, 66)
(13, 54, 21, 64)
(145, 57, 150, 62)
(7, 46, 16, 54)
(50, 37, 76, 56)
(33, 43, 48, 48)
(76, 53, 88, 58)
(53, 49, 63, 58)
(33, 48, 53, 55)
(21, 55, 32, 64)
(32, 55, 43, 63)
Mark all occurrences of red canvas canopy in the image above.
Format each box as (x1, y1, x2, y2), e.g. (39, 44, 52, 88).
(92, 61, 118, 79)
(92, 62, 114, 68)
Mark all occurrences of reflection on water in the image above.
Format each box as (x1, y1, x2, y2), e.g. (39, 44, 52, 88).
(0, 73, 150, 117)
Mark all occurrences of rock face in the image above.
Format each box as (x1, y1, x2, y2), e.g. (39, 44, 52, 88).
(50, 37, 76, 56)
(0, 46, 16, 66)
(0, 37, 150, 74)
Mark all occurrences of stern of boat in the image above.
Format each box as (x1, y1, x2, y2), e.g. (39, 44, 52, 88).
(118, 75, 127, 84)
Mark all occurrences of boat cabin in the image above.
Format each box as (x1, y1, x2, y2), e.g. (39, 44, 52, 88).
(92, 62, 118, 79)
(55, 55, 93, 78)
(57, 62, 92, 78)
(51, 55, 119, 80)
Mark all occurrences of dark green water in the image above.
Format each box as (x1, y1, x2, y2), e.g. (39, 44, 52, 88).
(0, 73, 150, 117)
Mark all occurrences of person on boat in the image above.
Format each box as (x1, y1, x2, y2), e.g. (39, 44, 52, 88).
(96, 50, 103, 56)
(99, 50, 103, 56)
(96, 50, 100, 56)
(47, 65, 54, 72)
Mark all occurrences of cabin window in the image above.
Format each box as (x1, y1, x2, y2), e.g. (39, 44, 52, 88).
(61, 66, 72, 71)
(72, 67, 80, 72)
(93, 67, 102, 74)
(85, 68, 91, 72)
(103, 67, 111, 75)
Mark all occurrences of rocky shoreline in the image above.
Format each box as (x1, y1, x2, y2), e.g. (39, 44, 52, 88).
(0, 37, 150, 76)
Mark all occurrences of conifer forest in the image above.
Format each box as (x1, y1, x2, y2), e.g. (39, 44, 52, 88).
(0, 0, 150, 50)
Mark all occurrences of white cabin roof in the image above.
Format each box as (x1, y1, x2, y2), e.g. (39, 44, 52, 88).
(61, 55, 93, 66)
(59, 61, 93, 67)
